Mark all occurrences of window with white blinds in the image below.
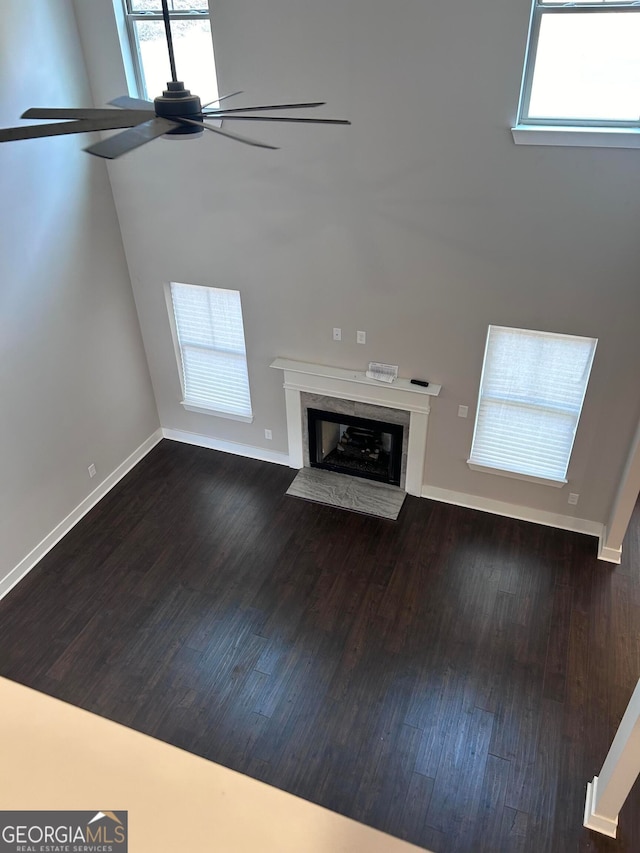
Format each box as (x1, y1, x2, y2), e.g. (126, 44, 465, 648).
(169, 282, 253, 421)
(468, 326, 597, 484)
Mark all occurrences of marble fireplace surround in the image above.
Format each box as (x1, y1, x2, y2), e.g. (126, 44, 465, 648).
(270, 359, 441, 496)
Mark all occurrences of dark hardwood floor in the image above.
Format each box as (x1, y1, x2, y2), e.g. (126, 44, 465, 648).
(1, 439, 639, 852)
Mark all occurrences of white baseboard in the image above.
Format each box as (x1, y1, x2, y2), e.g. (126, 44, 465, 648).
(421, 484, 604, 543)
(584, 778, 618, 838)
(597, 527, 623, 564)
(0, 429, 163, 602)
(161, 428, 291, 467)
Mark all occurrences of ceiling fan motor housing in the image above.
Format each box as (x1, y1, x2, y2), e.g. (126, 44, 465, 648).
(154, 82, 202, 135)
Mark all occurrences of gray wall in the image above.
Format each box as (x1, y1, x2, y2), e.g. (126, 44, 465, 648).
(76, 0, 640, 525)
(0, 0, 159, 577)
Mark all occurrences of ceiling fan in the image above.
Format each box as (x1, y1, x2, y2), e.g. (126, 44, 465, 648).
(0, 0, 350, 159)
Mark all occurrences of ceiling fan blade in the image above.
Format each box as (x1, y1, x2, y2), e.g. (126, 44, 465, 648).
(176, 117, 279, 150)
(84, 117, 179, 159)
(203, 101, 326, 115)
(203, 115, 351, 125)
(201, 90, 244, 109)
(0, 115, 155, 143)
(22, 107, 154, 122)
(108, 95, 155, 111)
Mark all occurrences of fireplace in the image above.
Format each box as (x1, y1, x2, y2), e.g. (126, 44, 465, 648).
(308, 408, 404, 486)
(270, 359, 441, 497)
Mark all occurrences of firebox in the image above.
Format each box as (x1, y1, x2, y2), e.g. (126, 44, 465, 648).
(307, 408, 404, 486)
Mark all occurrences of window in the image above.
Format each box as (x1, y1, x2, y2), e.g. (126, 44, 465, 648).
(468, 326, 597, 485)
(121, 0, 218, 103)
(513, 0, 640, 148)
(169, 282, 253, 422)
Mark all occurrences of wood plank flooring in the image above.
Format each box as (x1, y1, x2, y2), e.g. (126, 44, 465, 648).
(1, 439, 639, 852)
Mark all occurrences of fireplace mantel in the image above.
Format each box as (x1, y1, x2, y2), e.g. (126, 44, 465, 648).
(270, 358, 441, 497)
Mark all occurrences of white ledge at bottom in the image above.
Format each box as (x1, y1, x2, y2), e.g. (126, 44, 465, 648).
(597, 541, 623, 565)
(0, 677, 428, 853)
(467, 460, 566, 488)
(584, 778, 619, 838)
(181, 401, 254, 423)
(512, 124, 640, 150)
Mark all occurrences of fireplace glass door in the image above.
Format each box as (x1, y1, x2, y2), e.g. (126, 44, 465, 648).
(307, 408, 403, 486)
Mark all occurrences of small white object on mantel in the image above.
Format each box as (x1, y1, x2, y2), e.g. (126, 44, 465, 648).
(270, 358, 441, 497)
(366, 362, 398, 383)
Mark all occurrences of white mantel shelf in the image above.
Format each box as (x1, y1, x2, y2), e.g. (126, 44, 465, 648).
(270, 358, 441, 415)
(270, 358, 442, 497)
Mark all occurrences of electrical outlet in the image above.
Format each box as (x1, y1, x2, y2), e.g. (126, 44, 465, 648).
(357, 330, 366, 344)
(264, 429, 273, 440)
(88, 463, 96, 478)
(458, 405, 469, 418)
(333, 328, 342, 341)
(568, 493, 579, 505)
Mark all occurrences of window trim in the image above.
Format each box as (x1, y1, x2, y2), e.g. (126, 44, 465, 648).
(467, 325, 597, 488)
(513, 0, 640, 148)
(511, 124, 640, 149)
(181, 402, 254, 423)
(467, 461, 567, 488)
(165, 282, 254, 423)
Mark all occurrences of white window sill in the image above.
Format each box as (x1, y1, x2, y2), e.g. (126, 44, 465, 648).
(467, 460, 567, 488)
(511, 124, 640, 151)
(181, 401, 254, 423)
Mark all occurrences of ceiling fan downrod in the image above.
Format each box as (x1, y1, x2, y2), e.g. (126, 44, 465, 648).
(154, 0, 203, 135)
(161, 0, 178, 84)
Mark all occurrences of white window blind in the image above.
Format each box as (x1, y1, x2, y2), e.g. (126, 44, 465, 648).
(170, 282, 253, 420)
(469, 326, 597, 483)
